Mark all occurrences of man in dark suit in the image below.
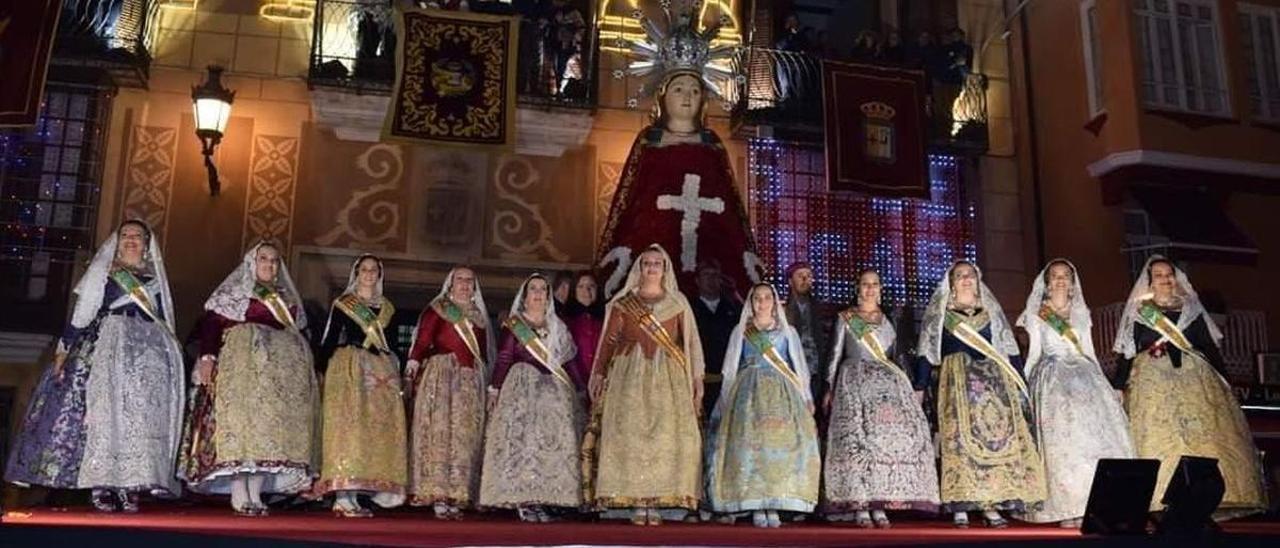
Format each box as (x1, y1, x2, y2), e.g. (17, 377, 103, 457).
(689, 260, 741, 420)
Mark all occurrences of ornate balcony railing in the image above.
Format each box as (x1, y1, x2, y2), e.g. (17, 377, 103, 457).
(729, 47, 988, 153)
(309, 0, 598, 108)
(50, 0, 160, 88)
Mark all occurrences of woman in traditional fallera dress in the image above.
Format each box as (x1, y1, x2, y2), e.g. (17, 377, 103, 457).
(823, 270, 939, 528)
(405, 266, 495, 519)
(584, 244, 705, 526)
(5, 220, 184, 512)
(314, 254, 407, 517)
(916, 261, 1045, 528)
(1020, 260, 1134, 527)
(480, 274, 585, 522)
(1113, 256, 1265, 518)
(704, 283, 819, 528)
(181, 242, 320, 516)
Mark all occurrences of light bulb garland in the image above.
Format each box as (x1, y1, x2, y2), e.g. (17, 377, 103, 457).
(0, 89, 104, 266)
(748, 138, 976, 308)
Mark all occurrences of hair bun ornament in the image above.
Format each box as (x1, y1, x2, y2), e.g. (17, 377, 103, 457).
(616, 1, 739, 110)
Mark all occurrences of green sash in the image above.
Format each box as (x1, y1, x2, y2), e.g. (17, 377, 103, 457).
(435, 299, 486, 364)
(1137, 300, 1206, 362)
(743, 324, 806, 394)
(335, 294, 395, 353)
(254, 283, 297, 330)
(504, 315, 574, 388)
(108, 267, 178, 343)
(841, 310, 910, 384)
(944, 310, 1027, 393)
(1037, 305, 1088, 358)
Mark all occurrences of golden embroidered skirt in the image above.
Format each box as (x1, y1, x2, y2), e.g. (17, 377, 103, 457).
(409, 353, 485, 507)
(583, 348, 701, 510)
(936, 352, 1045, 512)
(1125, 352, 1266, 517)
(314, 346, 407, 507)
(181, 323, 319, 495)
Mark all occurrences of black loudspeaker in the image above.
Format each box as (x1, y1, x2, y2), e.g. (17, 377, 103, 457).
(1081, 458, 1161, 535)
(1157, 456, 1225, 536)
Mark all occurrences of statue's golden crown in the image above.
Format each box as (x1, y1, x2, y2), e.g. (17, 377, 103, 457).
(612, 1, 740, 109)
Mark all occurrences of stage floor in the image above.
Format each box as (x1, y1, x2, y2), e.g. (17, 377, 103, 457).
(2, 506, 1279, 547)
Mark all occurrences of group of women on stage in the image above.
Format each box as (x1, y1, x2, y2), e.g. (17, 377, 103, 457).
(3, 221, 1267, 528)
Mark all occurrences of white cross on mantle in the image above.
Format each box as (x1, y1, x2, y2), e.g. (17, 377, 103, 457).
(656, 174, 725, 272)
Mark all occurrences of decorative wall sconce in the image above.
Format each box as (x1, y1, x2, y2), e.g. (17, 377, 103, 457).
(192, 65, 235, 196)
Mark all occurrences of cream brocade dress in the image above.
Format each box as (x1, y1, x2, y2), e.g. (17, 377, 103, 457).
(583, 295, 702, 511)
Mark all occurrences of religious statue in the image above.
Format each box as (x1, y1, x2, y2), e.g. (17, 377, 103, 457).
(597, 4, 762, 299)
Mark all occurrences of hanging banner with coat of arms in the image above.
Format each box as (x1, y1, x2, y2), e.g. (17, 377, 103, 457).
(822, 60, 928, 198)
(0, 1, 61, 127)
(383, 7, 519, 148)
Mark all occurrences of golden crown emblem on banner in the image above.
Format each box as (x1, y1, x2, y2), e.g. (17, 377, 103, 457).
(860, 101, 896, 121)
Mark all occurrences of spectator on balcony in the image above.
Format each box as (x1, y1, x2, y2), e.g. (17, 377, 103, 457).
(943, 28, 974, 83)
(813, 30, 837, 59)
(851, 30, 881, 62)
(422, 0, 470, 9)
(774, 13, 808, 106)
(776, 13, 809, 52)
(471, 0, 518, 14)
(910, 29, 945, 77)
(881, 28, 905, 64)
(70, 0, 117, 34)
(548, 0, 587, 97)
(515, 0, 551, 95)
(353, 0, 396, 80)
(929, 28, 967, 136)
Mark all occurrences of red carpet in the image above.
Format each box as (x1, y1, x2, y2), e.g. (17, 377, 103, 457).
(2, 506, 1279, 546)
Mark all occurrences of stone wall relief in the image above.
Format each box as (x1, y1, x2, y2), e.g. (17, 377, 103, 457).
(315, 143, 405, 250)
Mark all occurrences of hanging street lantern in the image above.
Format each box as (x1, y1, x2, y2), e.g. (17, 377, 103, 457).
(192, 65, 235, 196)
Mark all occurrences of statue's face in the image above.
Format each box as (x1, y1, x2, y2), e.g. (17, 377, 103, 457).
(662, 74, 703, 127)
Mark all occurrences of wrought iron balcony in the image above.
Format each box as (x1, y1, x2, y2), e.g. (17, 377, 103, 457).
(730, 47, 988, 154)
(50, 0, 160, 88)
(309, 0, 598, 109)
